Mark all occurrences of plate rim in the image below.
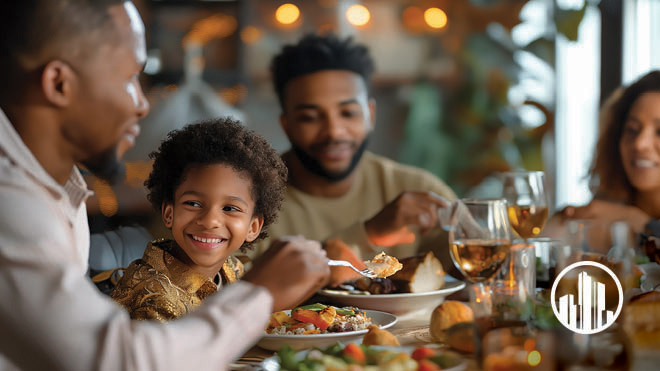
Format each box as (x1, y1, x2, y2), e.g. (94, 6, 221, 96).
(260, 309, 397, 340)
(318, 279, 465, 299)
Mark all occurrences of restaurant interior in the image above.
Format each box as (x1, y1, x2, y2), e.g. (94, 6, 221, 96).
(83, 0, 660, 370)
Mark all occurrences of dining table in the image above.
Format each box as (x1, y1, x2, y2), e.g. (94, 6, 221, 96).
(229, 290, 480, 371)
(229, 287, 660, 371)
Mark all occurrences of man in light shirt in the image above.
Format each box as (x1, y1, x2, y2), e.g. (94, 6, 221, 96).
(0, 1, 329, 370)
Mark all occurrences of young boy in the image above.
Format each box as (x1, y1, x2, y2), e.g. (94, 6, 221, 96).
(111, 117, 288, 321)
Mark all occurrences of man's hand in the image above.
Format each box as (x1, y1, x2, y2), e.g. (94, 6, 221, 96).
(364, 191, 450, 246)
(561, 199, 650, 234)
(242, 236, 330, 311)
(323, 238, 367, 287)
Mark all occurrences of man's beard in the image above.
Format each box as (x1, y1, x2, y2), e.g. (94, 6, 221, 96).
(291, 137, 369, 183)
(81, 146, 125, 185)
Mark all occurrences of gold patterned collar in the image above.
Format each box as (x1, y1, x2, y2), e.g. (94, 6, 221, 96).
(145, 239, 243, 295)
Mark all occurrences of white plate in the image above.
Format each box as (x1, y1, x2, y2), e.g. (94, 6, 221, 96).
(257, 309, 397, 351)
(317, 279, 466, 315)
(261, 345, 467, 371)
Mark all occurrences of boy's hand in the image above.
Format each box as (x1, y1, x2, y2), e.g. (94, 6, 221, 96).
(242, 236, 330, 311)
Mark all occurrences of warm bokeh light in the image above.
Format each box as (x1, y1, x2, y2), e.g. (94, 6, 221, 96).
(424, 7, 448, 29)
(527, 350, 541, 367)
(182, 13, 237, 46)
(240, 26, 262, 44)
(402, 6, 424, 33)
(219, 84, 248, 106)
(346, 4, 370, 27)
(93, 179, 118, 217)
(275, 3, 300, 25)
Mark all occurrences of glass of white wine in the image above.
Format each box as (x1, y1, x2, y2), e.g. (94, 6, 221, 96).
(448, 198, 512, 297)
(501, 171, 549, 240)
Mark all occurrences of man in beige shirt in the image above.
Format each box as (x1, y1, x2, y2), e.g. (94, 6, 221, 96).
(0, 1, 329, 370)
(251, 34, 459, 282)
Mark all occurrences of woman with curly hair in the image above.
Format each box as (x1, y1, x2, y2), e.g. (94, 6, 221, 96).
(111, 117, 289, 321)
(559, 70, 660, 243)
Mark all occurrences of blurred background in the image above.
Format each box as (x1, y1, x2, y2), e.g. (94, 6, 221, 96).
(86, 0, 660, 235)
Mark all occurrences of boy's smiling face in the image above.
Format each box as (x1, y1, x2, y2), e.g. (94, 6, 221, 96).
(162, 164, 263, 278)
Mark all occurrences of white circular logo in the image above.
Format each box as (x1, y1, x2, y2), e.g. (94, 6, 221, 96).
(550, 261, 623, 335)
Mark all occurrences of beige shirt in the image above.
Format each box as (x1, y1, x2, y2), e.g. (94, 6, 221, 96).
(0, 109, 272, 371)
(251, 152, 457, 271)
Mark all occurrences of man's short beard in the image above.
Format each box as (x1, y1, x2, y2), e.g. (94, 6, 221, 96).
(291, 137, 369, 183)
(81, 146, 125, 185)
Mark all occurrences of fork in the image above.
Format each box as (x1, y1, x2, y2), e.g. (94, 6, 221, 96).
(327, 260, 377, 278)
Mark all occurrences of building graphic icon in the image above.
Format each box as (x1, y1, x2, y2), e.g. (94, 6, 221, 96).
(557, 271, 615, 331)
(551, 261, 623, 335)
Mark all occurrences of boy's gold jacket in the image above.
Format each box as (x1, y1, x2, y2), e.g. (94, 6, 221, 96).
(111, 239, 243, 321)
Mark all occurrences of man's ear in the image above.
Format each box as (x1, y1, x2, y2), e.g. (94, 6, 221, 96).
(367, 98, 376, 130)
(162, 201, 174, 228)
(41, 60, 76, 107)
(245, 215, 265, 243)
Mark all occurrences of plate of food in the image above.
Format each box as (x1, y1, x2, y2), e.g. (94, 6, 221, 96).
(258, 304, 397, 351)
(319, 252, 466, 314)
(261, 343, 467, 371)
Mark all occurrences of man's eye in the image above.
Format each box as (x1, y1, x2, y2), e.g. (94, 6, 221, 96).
(183, 201, 202, 208)
(342, 110, 360, 118)
(297, 114, 317, 122)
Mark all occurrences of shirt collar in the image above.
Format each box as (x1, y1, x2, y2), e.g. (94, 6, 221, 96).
(0, 107, 92, 207)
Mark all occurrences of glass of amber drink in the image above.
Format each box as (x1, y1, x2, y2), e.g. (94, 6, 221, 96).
(501, 171, 549, 241)
(448, 198, 512, 297)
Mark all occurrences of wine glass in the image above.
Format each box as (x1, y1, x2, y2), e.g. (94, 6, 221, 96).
(448, 198, 512, 300)
(501, 171, 549, 241)
(448, 198, 513, 359)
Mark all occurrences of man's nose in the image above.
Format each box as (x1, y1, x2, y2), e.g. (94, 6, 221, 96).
(322, 113, 347, 139)
(135, 82, 150, 119)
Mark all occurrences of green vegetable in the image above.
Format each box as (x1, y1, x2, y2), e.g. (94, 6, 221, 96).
(294, 303, 327, 311)
(278, 345, 300, 370)
(428, 354, 456, 368)
(293, 303, 355, 316)
(334, 307, 355, 316)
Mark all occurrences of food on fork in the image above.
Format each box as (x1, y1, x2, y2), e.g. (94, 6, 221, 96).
(363, 252, 403, 278)
(391, 251, 445, 293)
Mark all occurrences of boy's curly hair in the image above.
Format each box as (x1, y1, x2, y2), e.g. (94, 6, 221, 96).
(145, 117, 288, 250)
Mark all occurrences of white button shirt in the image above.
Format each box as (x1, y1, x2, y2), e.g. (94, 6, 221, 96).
(0, 108, 272, 371)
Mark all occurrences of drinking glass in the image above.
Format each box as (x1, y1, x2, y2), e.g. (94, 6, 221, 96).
(448, 198, 513, 361)
(448, 198, 512, 299)
(501, 171, 549, 241)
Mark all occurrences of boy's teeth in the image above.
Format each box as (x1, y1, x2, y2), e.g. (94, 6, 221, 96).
(192, 235, 222, 243)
